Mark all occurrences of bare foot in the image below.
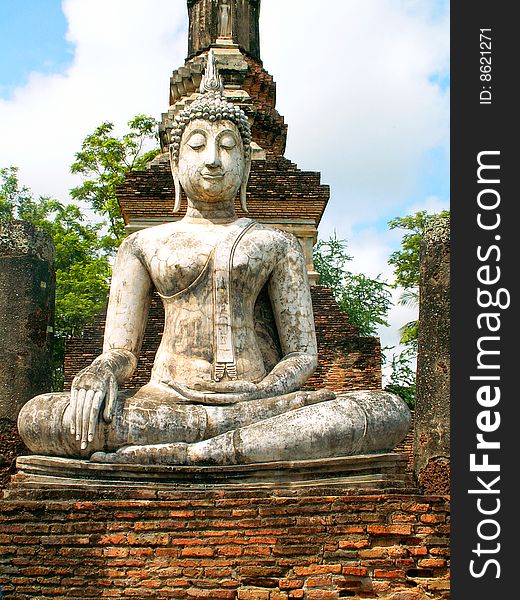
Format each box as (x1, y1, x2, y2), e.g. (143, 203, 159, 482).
(90, 443, 189, 465)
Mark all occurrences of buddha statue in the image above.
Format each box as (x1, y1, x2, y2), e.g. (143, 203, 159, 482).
(218, 0, 233, 38)
(17, 52, 410, 466)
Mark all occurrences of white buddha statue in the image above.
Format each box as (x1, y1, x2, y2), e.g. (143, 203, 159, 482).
(18, 52, 410, 466)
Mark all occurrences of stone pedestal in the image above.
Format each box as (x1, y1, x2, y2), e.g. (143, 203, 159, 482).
(414, 217, 450, 494)
(9, 453, 414, 497)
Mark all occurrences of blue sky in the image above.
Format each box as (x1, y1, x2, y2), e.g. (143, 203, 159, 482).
(0, 0, 449, 360)
(0, 0, 73, 97)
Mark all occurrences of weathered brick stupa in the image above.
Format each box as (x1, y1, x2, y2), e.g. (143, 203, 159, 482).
(63, 0, 383, 396)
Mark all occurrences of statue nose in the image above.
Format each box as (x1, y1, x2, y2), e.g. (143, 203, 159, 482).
(205, 144, 222, 168)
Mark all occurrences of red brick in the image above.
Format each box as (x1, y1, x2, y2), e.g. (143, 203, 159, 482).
(244, 545, 271, 556)
(358, 548, 388, 559)
(169, 510, 195, 518)
(218, 545, 243, 557)
(140, 579, 162, 589)
(103, 547, 129, 558)
(373, 569, 406, 579)
(403, 503, 430, 513)
(155, 548, 179, 557)
(341, 567, 367, 577)
(293, 565, 342, 576)
(238, 589, 270, 600)
(388, 546, 409, 558)
(279, 579, 304, 590)
(367, 525, 412, 536)
(420, 513, 446, 524)
(306, 576, 333, 588)
(418, 558, 447, 568)
(100, 533, 127, 545)
(181, 547, 214, 558)
(305, 591, 339, 600)
(338, 538, 370, 549)
(427, 578, 451, 591)
(165, 578, 190, 587)
(270, 592, 289, 600)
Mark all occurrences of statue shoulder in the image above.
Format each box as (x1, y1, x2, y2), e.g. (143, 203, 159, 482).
(251, 222, 300, 249)
(120, 222, 178, 256)
(248, 222, 305, 267)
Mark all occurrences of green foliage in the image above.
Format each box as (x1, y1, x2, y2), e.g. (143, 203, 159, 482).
(1, 116, 160, 388)
(1, 167, 111, 390)
(314, 236, 392, 337)
(1, 166, 32, 220)
(70, 114, 160, 253)
(384, 347, 416, 408)
(389, 211, 439, 289)
(388, 210, 450, 347)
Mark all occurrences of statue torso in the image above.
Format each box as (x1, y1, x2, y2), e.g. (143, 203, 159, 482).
(133, 220, 288, 388)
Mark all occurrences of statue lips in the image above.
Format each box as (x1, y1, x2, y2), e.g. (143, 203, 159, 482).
(200, 171, 226, 191)
(201, 172, 225, 180)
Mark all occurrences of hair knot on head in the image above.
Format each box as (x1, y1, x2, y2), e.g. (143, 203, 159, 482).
(169, 50, 252, 164)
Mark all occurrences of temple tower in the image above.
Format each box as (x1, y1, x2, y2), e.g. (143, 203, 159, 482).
(187, 0, 261, 61)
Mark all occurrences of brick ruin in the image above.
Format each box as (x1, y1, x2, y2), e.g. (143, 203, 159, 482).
(414, 217, 450, 495)
(0, 489, 449, 600)
(0, 220, 54, 488)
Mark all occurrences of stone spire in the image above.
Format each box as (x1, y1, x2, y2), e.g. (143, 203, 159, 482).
(187, 0, 261, 62)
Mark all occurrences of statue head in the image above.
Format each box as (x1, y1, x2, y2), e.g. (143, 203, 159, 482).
(169, 50, 252, 213)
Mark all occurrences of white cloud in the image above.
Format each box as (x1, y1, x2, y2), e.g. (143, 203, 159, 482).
(261, 0, 449, 233)
(407, 194, 449, 216)
(0, 0, 188, 202)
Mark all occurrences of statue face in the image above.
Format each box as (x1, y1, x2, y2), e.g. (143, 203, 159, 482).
(176, 119, 246, 204)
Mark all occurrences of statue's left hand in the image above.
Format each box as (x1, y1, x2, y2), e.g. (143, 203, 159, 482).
(165, 379, 261, 405)
(201, 380, 259, 394)
(69, 364, 118, 450)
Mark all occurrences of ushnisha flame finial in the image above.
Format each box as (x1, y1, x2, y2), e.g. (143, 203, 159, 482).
(199, 49, 224, 94)
(169, 49, 252, 214)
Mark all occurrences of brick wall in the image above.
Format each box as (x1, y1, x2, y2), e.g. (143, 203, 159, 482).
(116, 153, 329, 228)
(0, 489, 449, 599)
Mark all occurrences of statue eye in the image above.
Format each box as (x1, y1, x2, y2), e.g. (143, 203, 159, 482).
(220, 134, 237, 150)
(186, 133, 206, 150)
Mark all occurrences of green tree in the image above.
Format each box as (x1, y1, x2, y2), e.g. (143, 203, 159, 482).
(383, 347, 417, 409)
(1, 167, 111, 389)
(70, 114, 160, 253)
(1, 116, 161, 387)
(314, 236, 392, 337)
(388, 210, 450, 348)
(383, 209, 449, 407)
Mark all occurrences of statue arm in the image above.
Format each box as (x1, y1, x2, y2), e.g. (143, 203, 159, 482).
(101, 234, 154, 373)
(257, 235, 318, 396)
(69, 235, 153, 448)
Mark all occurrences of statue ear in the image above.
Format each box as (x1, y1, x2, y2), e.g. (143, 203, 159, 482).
(170, 146, 182, 213)
(240, 153, 252, 213)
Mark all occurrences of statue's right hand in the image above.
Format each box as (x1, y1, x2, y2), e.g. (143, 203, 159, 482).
(69, 364, 118, 450)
